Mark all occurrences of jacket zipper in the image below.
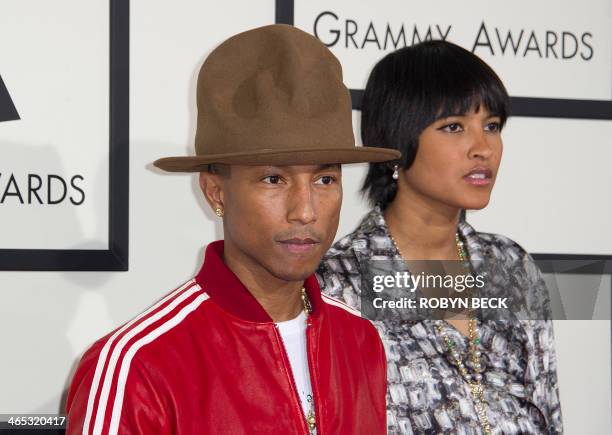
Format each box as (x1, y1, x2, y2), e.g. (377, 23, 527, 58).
(274, 323, 311, 435)
(305, 317, 322, 435)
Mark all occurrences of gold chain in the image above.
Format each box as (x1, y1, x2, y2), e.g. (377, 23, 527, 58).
(301, 287, 313, 314)
(390, 231, 492, 435)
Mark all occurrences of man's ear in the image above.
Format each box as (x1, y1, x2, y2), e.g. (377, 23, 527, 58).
(199, 172, 225, 212)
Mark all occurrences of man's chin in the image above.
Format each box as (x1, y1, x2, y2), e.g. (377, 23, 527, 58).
(269, 264, 318, 283)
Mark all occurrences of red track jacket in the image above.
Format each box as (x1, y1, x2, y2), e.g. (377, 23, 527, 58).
(65, 241, 387, 434)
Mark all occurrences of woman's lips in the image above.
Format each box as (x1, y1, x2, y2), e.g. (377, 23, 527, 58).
(463, 168, 492, 186)
(278, 238, 319, 254)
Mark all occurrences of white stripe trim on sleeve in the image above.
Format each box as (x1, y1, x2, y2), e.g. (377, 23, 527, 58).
(82, 279, 197, 435)
(108, 293, 210, 435)
(91, 283, 204, 435)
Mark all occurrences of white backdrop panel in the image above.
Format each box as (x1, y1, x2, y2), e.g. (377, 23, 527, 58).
(0, 0, 110, 249)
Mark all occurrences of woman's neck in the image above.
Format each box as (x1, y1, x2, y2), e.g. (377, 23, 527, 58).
(384, 183, 461, 261)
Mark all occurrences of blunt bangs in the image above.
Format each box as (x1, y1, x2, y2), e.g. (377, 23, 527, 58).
(360, 40, 510, 209)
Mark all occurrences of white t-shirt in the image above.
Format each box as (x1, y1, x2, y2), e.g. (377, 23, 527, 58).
(276, 310, 316, 432)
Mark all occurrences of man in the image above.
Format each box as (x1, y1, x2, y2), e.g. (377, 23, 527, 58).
(65, 24, 400, 435)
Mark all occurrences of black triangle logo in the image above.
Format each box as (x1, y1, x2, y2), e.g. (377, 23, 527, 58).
(0, 74, 20, 122)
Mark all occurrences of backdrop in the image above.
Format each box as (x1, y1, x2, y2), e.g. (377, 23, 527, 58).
(0, 1, 610, 433)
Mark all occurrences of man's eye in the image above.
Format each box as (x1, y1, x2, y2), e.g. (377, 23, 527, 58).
(263, 175, 282, 184)
(315, 175, 336, 185)
(485, 122, 501, 133)
(440, 123, 463, 133)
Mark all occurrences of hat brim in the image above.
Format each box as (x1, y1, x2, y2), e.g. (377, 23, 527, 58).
(153, 147, 401, 172)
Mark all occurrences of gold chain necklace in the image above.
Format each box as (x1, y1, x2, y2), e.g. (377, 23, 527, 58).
(300, 288, 316, 433)
(389, 232, 492, 435)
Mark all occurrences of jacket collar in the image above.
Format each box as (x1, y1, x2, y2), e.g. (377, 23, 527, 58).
(195, 240, 324, 323)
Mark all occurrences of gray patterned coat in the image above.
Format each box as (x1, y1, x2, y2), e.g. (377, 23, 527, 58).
(317, 207, 563, 435)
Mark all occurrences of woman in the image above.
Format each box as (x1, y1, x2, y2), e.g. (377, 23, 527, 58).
(317, 40, 563, 434)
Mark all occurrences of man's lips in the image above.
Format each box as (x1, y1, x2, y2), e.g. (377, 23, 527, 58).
(277, 238, 319, 253)
(463, 167, 493, 186)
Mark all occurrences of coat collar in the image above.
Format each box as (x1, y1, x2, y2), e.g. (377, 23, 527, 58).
(195, 240, 324, 323)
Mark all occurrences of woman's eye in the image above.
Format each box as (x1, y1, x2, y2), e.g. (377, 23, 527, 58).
(485, 122, 501, 132)
(263, 175, 282, 184)
(315, 175, 336, 185)
(440, 123, 463, 133)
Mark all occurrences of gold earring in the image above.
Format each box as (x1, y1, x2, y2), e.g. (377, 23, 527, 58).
(214, 207, 224, 217)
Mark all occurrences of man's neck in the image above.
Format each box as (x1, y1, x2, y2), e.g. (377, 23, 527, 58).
(384, 182, 461, 261)
(222, 243, 304, 322)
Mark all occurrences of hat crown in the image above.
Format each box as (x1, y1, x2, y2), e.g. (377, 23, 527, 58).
(194, 24, 354, 155)
(153, 24, 401, 172)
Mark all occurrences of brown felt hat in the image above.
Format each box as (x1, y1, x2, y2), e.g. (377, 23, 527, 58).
(153, 24, 400, 171)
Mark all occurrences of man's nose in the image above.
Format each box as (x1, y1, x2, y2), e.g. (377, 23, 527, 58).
(287, 180, 317, 225)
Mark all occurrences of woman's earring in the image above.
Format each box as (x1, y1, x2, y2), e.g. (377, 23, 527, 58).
(214, 207, 224, 217)
(392, 164, 399, 181)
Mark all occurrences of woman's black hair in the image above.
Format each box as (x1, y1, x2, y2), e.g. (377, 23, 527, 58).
(360, 40, 510, 209)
